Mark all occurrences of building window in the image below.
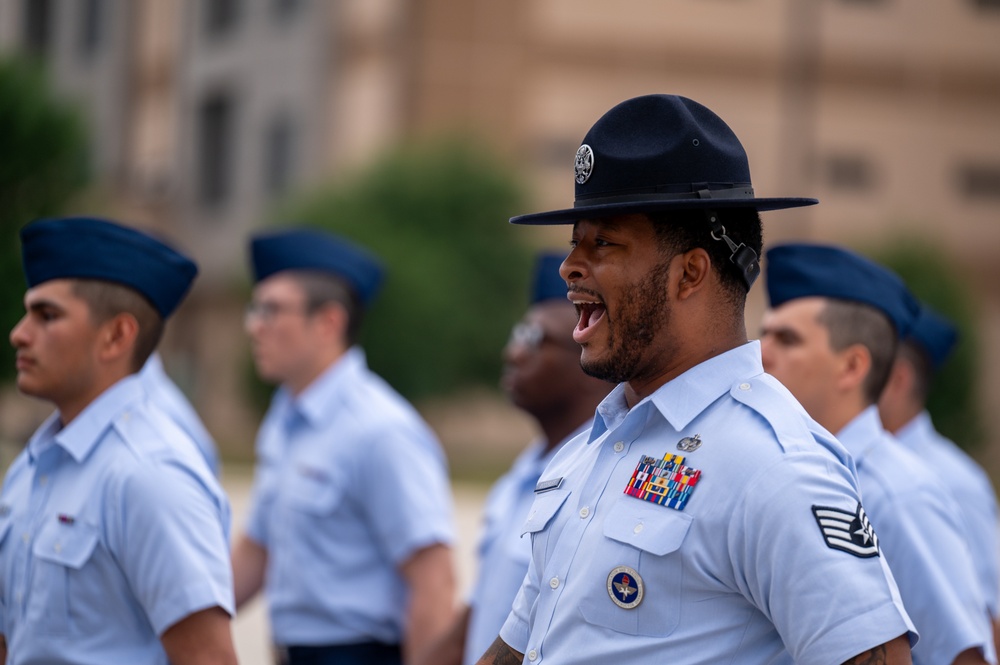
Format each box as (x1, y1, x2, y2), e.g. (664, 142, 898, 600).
(822, 154, 877, 192)
(204, 0, 241, 38)
(264, 114, 297, 198)
(956, 162, 1000, 201)
(22, 0, 53, 58)
(197, 91, 237, 209)
(968, 0, 1000, 10)
(79, 0, 105, 57)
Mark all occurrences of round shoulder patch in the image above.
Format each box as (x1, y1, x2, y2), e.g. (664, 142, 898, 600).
(575, 144, 594, 184)
(607, 565, 644, 609)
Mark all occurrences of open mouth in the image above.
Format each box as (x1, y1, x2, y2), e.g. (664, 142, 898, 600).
(574, 300, 607, 343)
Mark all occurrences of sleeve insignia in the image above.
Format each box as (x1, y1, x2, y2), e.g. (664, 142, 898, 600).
(811, 503, 879, 558)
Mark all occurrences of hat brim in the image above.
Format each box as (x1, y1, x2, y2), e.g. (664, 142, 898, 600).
(510, 197, 818, 225)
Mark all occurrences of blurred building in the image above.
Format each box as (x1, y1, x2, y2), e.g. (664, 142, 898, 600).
(1, 0, 998, 458)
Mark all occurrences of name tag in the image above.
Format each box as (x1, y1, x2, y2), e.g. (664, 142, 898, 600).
(534, 477, 564, 493)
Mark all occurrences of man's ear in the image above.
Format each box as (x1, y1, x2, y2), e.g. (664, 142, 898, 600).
(675, 248, 712, 301)
(835, 343, 873, 394)
(98, 313, 140, 365)
(312, 301, 350, 342)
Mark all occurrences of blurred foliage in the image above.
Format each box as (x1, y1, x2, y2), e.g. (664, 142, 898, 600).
(0, 56, 89, 381)
(873, 238, 983, 450)
(268, 136, 534, 401)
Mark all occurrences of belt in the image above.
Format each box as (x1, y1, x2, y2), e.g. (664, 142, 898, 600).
(274, 641, 402, 665)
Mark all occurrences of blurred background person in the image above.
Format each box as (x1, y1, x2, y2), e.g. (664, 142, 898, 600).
(140, 351, 220, 476)
(418, 252, 612, 665)
(230, 228, 456, 665)
(761, 243, 993, 665)
(879, 303, 1000, 652)
(0, 217, 235, 665)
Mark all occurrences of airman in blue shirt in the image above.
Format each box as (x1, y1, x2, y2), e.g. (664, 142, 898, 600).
(476, 94, 915, 665)
(231, 228, 456, 665)
(762, 243, 993, 665)
(418, 253, 611, 665)
(0, 217, 236, 665)
(878, 303, 1000, 656)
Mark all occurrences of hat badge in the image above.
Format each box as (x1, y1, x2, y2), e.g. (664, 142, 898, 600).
(575, 144, 594, 184)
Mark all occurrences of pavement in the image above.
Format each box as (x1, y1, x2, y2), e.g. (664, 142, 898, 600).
(224, 468, 489, 665)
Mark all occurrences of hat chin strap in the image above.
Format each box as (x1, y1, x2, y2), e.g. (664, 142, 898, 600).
(704, 209, 760, 291)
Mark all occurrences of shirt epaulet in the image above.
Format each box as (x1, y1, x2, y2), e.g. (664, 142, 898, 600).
(727, 376, 821, 455)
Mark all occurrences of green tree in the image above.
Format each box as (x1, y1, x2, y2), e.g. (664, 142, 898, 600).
(874, 239, 982, 450)
(0, 57, 88, 380)
(274, 137, 534, 400)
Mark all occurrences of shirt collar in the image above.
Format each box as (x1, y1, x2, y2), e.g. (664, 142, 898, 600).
(292, 346, 367, 427)
(588, 341, 764, 441)
(893, 410, 933, 448)
(835, 404, 885, 464)
(29, 374, 145, 464)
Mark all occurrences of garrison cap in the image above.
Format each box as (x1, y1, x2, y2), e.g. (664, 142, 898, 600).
(764, 243, 919, 338)
(530, 252, 569, 304)
(510, 94, 817, 226)
(249, 228, 385, 306)
(20, 216, 198, 318)
(908, 304, 959, 370)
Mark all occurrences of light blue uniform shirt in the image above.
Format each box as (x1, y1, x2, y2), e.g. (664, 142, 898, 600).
(464, 426, 588, 665)
(0, 376, 234, 665)
(245, 347, 455, 646)
(896, 410, 1000, 620)
(839, 406, 995, 665)
(501, 342, 915, 664)
(139, 352, 220, 476)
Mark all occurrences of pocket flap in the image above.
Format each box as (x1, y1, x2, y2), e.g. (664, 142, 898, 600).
(32, 519, 99, 570)
(521, 489, 570, 536)
(603, 499, 692, 556)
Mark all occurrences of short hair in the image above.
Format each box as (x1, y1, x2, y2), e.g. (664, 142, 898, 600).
(287, 270, 365, 345)
(897, 338, 934, 405)
(818, 299, 899, 404)
(72, 279, 164, 372)
(648, 207, 763, 310)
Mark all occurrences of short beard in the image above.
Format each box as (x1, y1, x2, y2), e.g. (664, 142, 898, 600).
(580, 257, 672, 384)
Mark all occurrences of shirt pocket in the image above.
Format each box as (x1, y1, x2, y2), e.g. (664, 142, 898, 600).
(29, 519, 100, 636)
(521, 489, 570, 564)
(282, 464, 343, 516)
(578, 498, 693, 637)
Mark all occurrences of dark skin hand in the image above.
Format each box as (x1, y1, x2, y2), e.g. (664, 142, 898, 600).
(475, 634, 912, 664)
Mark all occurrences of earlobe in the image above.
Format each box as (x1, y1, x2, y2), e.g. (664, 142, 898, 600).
(98, 314, 139, 364)
(837, 344, 872, 392)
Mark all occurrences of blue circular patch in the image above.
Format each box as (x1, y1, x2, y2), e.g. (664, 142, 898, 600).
(607, 565, 644, 609)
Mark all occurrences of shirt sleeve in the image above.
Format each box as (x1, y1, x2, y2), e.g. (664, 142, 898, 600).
(499, 547, 538, 654)
(875, 487, 992, 664)
(113, 460, 235, 635)
(732, 452, 915, 665)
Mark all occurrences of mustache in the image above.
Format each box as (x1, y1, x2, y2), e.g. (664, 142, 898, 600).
(567, 285, 604, 303)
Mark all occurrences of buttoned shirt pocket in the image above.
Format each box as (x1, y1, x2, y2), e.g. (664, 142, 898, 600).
(521, 489, 570, 563)
(578, 498, 693, 637)
(282, 464, 342, 516)
(29, 519, 99, 636)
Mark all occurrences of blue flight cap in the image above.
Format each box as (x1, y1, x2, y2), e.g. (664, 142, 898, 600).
(249, 228, 385, 306)
(530, 252, 568, 304)
(908, 304, 959, 370)
(20, 216, 198, 319)
(764, 243, 919, 338)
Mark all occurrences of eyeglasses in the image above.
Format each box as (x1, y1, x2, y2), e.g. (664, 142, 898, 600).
(244, 300, 312, 325)
(507, 322, 578, 353)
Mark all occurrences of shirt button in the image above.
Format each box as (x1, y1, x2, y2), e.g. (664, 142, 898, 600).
(528, 649, 538, 661)
(38, 475, 48, 486)
(549, 577, 560, 589)
(613, 441, 624, 453)
(15, 592, 22, 603)
(53, 542, 62, 553)
(579, 506, 590, 518)
(739, 382, 751, 391)
(633, 523, 644, 534)
(21, 533, 30, 543)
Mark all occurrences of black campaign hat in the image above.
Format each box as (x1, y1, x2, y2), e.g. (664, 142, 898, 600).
(511, 94, 817, 225)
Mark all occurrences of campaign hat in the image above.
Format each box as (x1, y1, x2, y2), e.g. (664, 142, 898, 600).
(511, 94, 817, 225)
